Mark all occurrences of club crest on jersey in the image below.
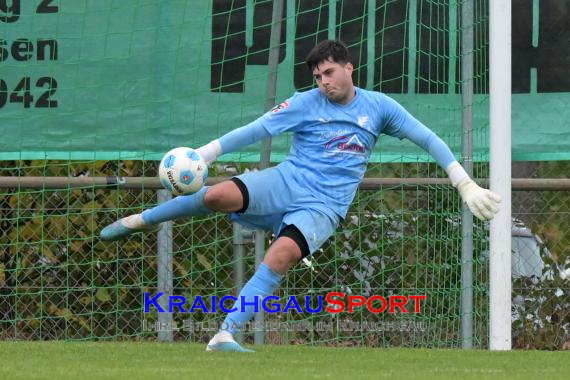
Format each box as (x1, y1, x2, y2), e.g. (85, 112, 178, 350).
(271, 101, 289, 113)
(324, 135, 367, 155)
(358, 115, 369, 127)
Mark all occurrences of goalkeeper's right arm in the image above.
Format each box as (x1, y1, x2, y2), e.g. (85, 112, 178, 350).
(195, 120, 270, 164)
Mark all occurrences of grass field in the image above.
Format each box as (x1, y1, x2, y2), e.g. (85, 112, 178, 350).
(0, 341, 568, 380)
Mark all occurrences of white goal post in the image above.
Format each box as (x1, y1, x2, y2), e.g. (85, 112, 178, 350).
(489, 0, 512, 351)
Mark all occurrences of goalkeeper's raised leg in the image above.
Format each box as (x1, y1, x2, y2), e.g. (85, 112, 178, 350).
(100, 180, 241, 241)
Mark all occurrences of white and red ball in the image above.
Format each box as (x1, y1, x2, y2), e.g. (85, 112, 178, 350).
(158, 147, 208, 196)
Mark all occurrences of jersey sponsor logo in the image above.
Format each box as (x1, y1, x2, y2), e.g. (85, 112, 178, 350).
(324, 134, 367, 155)
(271, 101, 289, 113)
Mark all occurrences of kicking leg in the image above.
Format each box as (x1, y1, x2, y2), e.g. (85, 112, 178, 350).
(206, 230, 305, 352)
(100, 180, 244, 241)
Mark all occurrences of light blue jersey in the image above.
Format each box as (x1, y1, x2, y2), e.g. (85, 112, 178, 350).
(248, 87, 455, 219)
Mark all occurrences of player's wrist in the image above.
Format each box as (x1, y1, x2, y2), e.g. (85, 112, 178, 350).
(445, 161, 471, 187)
(196, 140, 222, 164)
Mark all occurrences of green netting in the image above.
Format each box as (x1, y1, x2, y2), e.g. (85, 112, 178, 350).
(0, 159, 482, 346)
(1, 0, 569, 349)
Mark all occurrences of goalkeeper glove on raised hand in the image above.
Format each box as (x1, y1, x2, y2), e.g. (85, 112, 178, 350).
(446, 162, 502, 221)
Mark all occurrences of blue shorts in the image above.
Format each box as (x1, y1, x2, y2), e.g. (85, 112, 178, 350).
(228, 166, 340, 255)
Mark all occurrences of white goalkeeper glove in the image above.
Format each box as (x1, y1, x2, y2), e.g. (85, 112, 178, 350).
(457, 179, 502, 221)
(446, 162, 502, 221)
(195, 140, 222, 165)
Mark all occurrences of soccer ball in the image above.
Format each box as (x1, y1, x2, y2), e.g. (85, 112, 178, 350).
(158, 147, 208, 196)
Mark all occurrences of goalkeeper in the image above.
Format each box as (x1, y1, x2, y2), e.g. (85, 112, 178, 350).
(101, 40, 501, 352)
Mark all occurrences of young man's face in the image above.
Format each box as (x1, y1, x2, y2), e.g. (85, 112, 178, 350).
(312, 58, 355, 105)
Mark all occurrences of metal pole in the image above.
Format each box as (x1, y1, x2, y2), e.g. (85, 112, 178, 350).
(157, 190, 173, 342)
(407, 0, 417, 94)
(366, 0, 376, 90)
(489, 0, 512, 351)
(253, 231, 266, 345)
(253, 0, 285, 346)
(1, 176, 568, 191)
(232, 222, 246, 344)
(460, 0, 474, 350)
(328, 0, 337, 40)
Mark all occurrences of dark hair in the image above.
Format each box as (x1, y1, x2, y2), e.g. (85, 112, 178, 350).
(305, 40, 351, 71)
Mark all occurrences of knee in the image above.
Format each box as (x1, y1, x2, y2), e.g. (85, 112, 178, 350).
(264, 243, 303, 275)
(203, 186, 223, 210)
(264, 253, 299, 276)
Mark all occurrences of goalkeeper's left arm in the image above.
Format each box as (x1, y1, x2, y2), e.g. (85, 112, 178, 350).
(381, 96, 501, 221)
